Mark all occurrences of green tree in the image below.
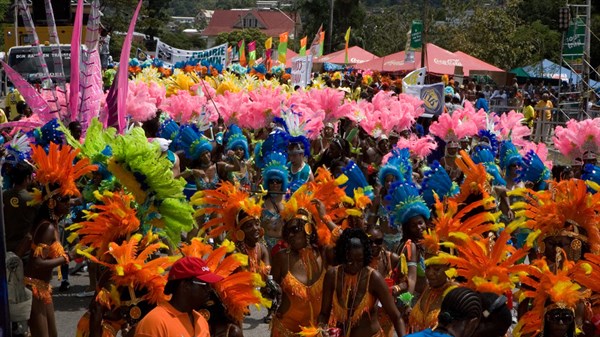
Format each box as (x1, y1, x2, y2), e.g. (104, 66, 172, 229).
(215, 28, 269, 55)
(358, 5, 419, 57)
(0, 0, 12, 49)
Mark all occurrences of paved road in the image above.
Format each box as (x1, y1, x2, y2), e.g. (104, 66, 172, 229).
(53, 263, 271, 337)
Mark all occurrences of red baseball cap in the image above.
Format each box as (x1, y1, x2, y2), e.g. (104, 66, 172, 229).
(168, 256, 224, 283)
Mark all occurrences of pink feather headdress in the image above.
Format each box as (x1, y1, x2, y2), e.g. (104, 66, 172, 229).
(554, 118, 600, 161)
(126, 80, 161, 123)
(358, 91, 421, 138)
(395, 134, 438, 160)
(492, 110, 530, 146)
(429, 110, 477, 143)
(159, 90, 208, 124)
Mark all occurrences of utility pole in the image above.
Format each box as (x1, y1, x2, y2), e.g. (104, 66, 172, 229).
(329, 0, 334, 54)
(420, 0, 427, 74)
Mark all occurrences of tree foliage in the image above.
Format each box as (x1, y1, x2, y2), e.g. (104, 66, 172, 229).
(358, 5, 419, 57)
(215, 29, 269, 55)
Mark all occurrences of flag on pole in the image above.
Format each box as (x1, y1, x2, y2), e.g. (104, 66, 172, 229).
(248, 41, 256, 66)
(299, 36, 307, 56)
(265, 37, 273, 71)
(278, 32, 288, 64)
(310, 24, 323, 57)
(318, 31, 325, 57)
(227, 45, 233, 66)
(238, 39, 246, 66)
(344, 26, 351, 64)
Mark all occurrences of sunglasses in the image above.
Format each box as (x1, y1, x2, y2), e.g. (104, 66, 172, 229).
(269, 179, 283, 184)
(370, 238, 384, 246)
(546, 312, 574, 323)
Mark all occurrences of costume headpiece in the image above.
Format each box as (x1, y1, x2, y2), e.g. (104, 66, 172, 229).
(78, 233, 174, 312)
(420, 161, 459, 207)
(385, 180, 430, 228)
(254, 129, 289, 169)
(395, 134, 437, 161)
(191, 181, 263, 240)
(341, 160, 374, 200)
(35, 118, 64, 147)
(499, 140, 522, 172)
(107, 127, 193, 244)
(582, 164, 600, 193)
(4, 133, 31, 166)
(378, 147, 412, 186)
(159, 119, 180, 144)
(471, 144, 506, 186)
(516, 149, 551, 190)
(451, 150, 493, 205)
(514, 258, 592, 337)
(180, 238, 271, 322)
(174, 124, 213, 160)
(510, 179, 600, 256)
(554, 118, 600, 164)
(277, 108, 311, 157)
(261, 151, 289, 192)
(426, 221, 528, 295)
(224, 124, 249, 159)
(30, 142, 97, 200)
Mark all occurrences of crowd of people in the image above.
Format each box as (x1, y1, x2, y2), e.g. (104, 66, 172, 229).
(4, 59, 600, 337)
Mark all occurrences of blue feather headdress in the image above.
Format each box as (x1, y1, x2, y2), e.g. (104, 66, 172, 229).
(35, 118, 64, 147)
(262, 151, 289, 192)
(378, 147, 413, 185)
(159, 119, 180, 151)
(279, 108, 311, 157)
(582, 164, 600, 193)
(341, 160, 374, 199)
(174, 124, 213, 160)
(476, 129, 499, 156)
(499, 140, 522, 172)
(420, 160, 459, 207)
(224, 124, 249, 159)
(471, 144, 506, 186)
(254, 129, 289, 169)
(517, 150, 551, 190)
(385, 180, 431, 228)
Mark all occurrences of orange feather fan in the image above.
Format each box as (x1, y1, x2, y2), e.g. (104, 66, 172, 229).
(190, 181, 263, 239)
(179, 238, 270, 323)
(30, 142, 97, 198)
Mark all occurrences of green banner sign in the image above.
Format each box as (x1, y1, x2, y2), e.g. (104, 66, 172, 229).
(410, 20, 423, 50)
(562, 18, 585, 62)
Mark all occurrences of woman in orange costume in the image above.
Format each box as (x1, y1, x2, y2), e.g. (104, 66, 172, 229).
(270, 168, 348, 337)
(318, 228, 406, 337)
(26, 143, 97, 337)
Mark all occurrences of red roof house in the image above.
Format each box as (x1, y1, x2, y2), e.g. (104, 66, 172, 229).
(203, 9, 298, 47)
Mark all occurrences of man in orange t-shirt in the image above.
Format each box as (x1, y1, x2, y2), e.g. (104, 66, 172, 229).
(135, 257, 224, 337)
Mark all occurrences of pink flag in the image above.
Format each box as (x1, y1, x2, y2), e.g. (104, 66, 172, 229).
(69, 0, 84, 121)
(105, 0, 143, 133)
(1, 61, 53, 121)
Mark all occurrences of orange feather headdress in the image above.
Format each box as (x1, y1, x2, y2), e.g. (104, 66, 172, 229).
(190, 181, 263, 239)
(510, 179, 600, 255)
(67, 190, 140, 258)
(79, 233, 175, 309)
(30, 142, 97, 200)
(514, 257, 593, 337)
(179, 238, 270, 322)
(451, 150, 493, 206)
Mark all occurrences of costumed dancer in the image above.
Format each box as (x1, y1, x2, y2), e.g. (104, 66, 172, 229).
(260, 151, 290, 254)
(270, 167, 348, 337)
(223, 124, 252, 190)
(26, 143, 97, 337)
(341, 160, 375, 230)
(276, 109, 314, 193)
(553, 119, 600, 179)
(317, 228, 406, 337)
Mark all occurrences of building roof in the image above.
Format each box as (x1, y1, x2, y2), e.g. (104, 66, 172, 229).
(202, 9, 296, 38)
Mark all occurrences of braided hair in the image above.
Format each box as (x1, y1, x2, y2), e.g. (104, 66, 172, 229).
(335, 228, 372, 267)
(438, 287, 483, 326)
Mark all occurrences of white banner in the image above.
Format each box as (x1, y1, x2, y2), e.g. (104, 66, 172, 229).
(291, 56, 312, 88)
(402, 67, 426, 95)
(155, 41, 228, 66)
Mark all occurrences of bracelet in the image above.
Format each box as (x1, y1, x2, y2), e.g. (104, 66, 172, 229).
(331, 226, 343, 241)
(322, 215, 332, 223)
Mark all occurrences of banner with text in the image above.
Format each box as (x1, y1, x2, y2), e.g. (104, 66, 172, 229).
(155, 41, 228, 66)
(291, 56, 313, 88)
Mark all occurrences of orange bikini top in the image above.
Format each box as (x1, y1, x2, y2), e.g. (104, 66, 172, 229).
(330, 266, 375, 329)
(32, 241, 68, 261)
(281, 268, 325, 302)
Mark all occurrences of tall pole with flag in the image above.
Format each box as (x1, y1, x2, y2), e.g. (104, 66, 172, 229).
(318, 30, 325, 57)
(310, 24, 323, 57)
(278, 32, 288, 65)
(299, 36, 307, 56)
(265, 37, 273, 71)
(344, 26, 351, 65)
(238, 39, 246, 66)
(248, 41, 256, 66)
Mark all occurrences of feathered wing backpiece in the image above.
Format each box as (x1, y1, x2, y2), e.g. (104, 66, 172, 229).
(180, 238, 270, 323)
(341, 160, 374, 199)
(30, 142, 97, 199)
(107, 127, 193, 244)
(516, 150, 551, 190)
(514, 258, 592, 337)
